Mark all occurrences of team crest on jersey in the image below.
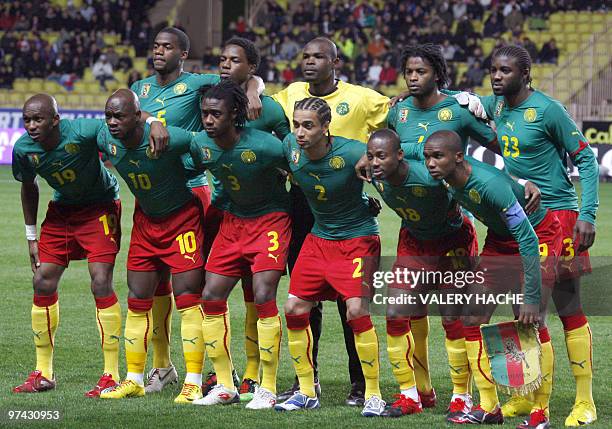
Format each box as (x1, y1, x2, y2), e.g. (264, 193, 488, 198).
(336, 102, 350, 116)
(291, 149, 300, 164)
(329, 156, 345, 170)
(173, 82, 187, 95)
(140, 83, 151, 98)
(64, 143, 80, 154)
(438, 108, 453, 122)
(411, 186, 427, 197)
(110, 144, 117, 156)
(28, 153, 40, 167)
(241, 150, 257, 164)
(523, 108, 537, 123)
(469, 189, 481, 204)
(495, 101, 504, 117)
(201, 147, 211, 161)
(375, 181, 384, 193)
(399, 108, 409, 123)
(146, 146, 160, 160)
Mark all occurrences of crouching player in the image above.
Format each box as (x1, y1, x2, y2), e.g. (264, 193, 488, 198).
(97, 89, 206, 403)
(189, 80, 290, 409)
(425, 130, 561, 427)
(364, 129, 478, 419)
(274, 97, 384, 417)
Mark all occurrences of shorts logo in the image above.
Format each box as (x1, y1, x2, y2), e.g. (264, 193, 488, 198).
(438, 108, 453, 121)
(291, 149, 300, 164)
(469, 189, 481, 204)
(64, 143, 80, 154)
(28, 153, 39, 167)
(201, 147, 212, 161)
(495, 101, 504, 117)
(240, 150, 257, 164)
(329, 155, 345, 170)
(399, 108, 409, 123)
(411, 186, 427, 197)
(173, 82, 187, 95)
(110, 144, 117, 156)
(145, 146, 159, 160)
(141, 83, 151, 98)
(523, 108, 537, 122)
(336, 102, 350, 116)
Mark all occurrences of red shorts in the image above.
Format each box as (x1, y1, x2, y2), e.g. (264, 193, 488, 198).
(203, 204, 224, 262)
(553, 209, 592, 279)
(39, 200, 121, 267)
(479, 210, 563, 288)
(288, 234, 381, 301)
(127, 199, 204, 274)
(191, 185, 211, 226)
(205, 211, 291, 277)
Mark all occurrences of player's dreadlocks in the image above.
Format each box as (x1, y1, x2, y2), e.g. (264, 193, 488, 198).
(400, 43, 450, 88)
(158, 27, 190, 52)
(224, 36, 261, 69)
(492, 44, 533, 88)
(201, 80, 248, 129)
(294, 97, 332, 125)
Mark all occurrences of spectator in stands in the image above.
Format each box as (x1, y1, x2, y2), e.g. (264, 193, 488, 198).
(355, 59, 370, 85)
(379, 58, 398, 87)
(297, 22, 316, 45)
(483, 8, 504, 37)
(127, 70, 142, 88)
(539, 38, 559, 64)
(367, 33, 387, 59)
(465, 60, 485, 87)
(441, 39, 456, 61)
(504, 3, 524, 32)
(453, 0, 468, 20)
(367, 57, 382, 87)
(0, 62, 14, 88)
(281, 65, 295, 84)
(467, 46, 485, 68)
(202, 46, 218, 70)
(48, 52, 74, 90)
(293, 3, 313, 27)
(279, 35, 300, 61)
(118, 50, 134, 73)
(92, 53, 115, 90)
(105, 46, 119, 69)
(456, 72, 472, 91)
(28, 50, 47, 78)
(523, 36, 539, 61)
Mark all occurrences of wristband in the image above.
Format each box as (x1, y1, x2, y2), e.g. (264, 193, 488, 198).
(25, 224, 37, 241)
(517, 179, 528, 186)
(146, 117, 162, 125)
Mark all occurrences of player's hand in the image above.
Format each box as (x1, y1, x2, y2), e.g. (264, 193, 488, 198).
(573, 220, 595, 252)
(517, 303, 539, 324)
(454, 92, 488, 120)
(523, 181, 541, 214)
(368, 197, 383, 217)
(148, 121, 169, 157)
(355, 153, 372, 182)
(28, 239, 41, 273)
(389, 90, 411, 107)
(246, 93, 262, 121)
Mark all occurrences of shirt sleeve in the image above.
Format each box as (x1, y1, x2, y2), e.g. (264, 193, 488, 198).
(460, 108, 497, 146)
(11, 142, 36, 183)
(266, 134, 290, 170)
(544, 101, 599, 224)
(267, 97, 291, 140)
(74, 118, 106, 141)
(386, 105, 397, 131)
(363, 89, 389, 133)
(194, 73, 221, 88)
(167, 126, 196, 154)
(400, 143, 425, 161)
(271, 87, 290, 115)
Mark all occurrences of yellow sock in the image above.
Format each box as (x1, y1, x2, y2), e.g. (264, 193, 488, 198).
(446, 338, 470, 395)
(564, 321, 594, 404)
(243, 301, 260, 382)
(350, 316, 381, 399)
(32, 295, 59, 379)
(386, 332, 416, 390)
(95, 299, 121, 380)
(151, 293, 173, 369)
(257, 315, 281, 393)
(533, 330, 554, 414)
(465, 326, 499, 412)
(202, 301, 233, 388)
(410, 316, 432, 393)
(178, 303, 205, 376)
(125, 307, 153, 375)
(286, 313, 315, 398)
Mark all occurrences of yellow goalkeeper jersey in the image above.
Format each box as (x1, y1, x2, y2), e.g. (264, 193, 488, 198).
(272, 80, 389, 143)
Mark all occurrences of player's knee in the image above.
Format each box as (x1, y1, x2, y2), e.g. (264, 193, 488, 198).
(345, 303, 368, 321)
(462, 315, 487, 327)
(201, 287, 223, 302)
(284, 298, 308, 315)
(33, 270, 59, 295)
(386, 305, 408, 320)
(253, 286, 276, 305)
(90, 272, 113, 297)
(441, 315, 460, 325)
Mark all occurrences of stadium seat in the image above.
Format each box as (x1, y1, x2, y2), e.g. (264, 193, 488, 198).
(54, 93, 68, 106)
(43, 81, 63, 93)
(28, 79, 44, 93)
(13, 80, 28, 92)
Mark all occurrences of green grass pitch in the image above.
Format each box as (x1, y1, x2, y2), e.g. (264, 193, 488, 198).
(0, 165, 609, 428)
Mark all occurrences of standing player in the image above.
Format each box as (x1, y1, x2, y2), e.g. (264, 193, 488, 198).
(12, 95, 123, 396)
(364, 129, 479, 419)
(130, 27, 264, 393)
(97, 90, 205, 403)
(274, 98, 385, 417)
(425, 131, 561, 427)
(188, 81, 290, 409)
(481, 46, 599, 427)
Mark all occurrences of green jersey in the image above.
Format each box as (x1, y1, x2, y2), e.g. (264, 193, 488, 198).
(211, 95, 291, 210)
(388, 96, 497, 160)
(12, 118, 119, 205)
(481, 90, 599, 224)
(191, 127, 290, 218)
(282, 135, 379, 240)
(97, 124, 196, 217)
(372, 158, 462, 240)
(131, 72, 220, 188)
(445, 157, 545, 305)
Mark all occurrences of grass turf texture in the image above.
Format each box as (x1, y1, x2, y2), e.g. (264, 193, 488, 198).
(0, 165, 610, 428)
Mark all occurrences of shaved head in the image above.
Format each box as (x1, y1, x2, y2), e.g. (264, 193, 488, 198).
(369, 129, 401, 152)
(104, 89, 142, 141)
(425, 130, 463, 153)
(23, 94, 58, 118)
(305, 37, 338, 59)
(367, 128, 405, 182)
(106, 88, 140, 113)
(423, 130, 465, 181)
(22, 93, 60, 145)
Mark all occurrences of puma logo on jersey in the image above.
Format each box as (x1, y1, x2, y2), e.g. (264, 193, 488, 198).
(571, 360, 587, 369)
(205, 340, 218, 349)
(571, 130, 580, 136)
(222, 163, 233, 171)
(361, 359, 375, 367)
(182, 337, 198, 344)
(308, 172, 321, 181)
(51, 161, 63, 168)
(129, 159, 141, 168)
(417, 122, 429, 132)
(154, 97, 166, 107)
(268, 253, 279, 263)
(184, 253, 197, 263)
(395, 196, 408, 204)
(505, 121, 515, 132)
(449, 365, 462, 374)
(246, 336, 258, 345)
(259, 345, 274, 354)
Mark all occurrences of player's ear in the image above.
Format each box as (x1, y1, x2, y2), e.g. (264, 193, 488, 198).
(397, 148, 404, 161)
(51, 114, 60, 128)
(180, 50, 188, 61)
(455, 151, 464, 163)
(321, 120, 330, 134)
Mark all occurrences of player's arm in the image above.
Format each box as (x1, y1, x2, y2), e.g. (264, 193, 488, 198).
(245, 76, 265, 121)
(138, 112, 170, 156)
(268, 98, 291, 140)
(188, 134, 210, 173)
(461, 107, 501, 155)
(364, 89, 390, 133)
(545, 102, 599, 251)
(442, 89, 493, 120)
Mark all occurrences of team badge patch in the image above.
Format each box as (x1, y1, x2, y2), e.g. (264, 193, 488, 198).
(438, 108, 453, 121)
(145, 146, 160, 160)
(411, 186, 427, 197)
(469, 188, 481, 204)
(28, 153, 39, 167)
(291, 149, 300, 164)
(140, 83, 151, 98)
(336, 102, 350, 116)
(240, 150, 257, 164)
(173, 82, 187, 95)
(201, 147, 211, 161)
(329, 156, 345, 170)
(64, 143, 80, 154)
(110, 144, 117, 156)
(523, 108, 537, 123)
(495, 101, 504, 117)
(375, 181, 384, 193)
(399, 108, 409, 123)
